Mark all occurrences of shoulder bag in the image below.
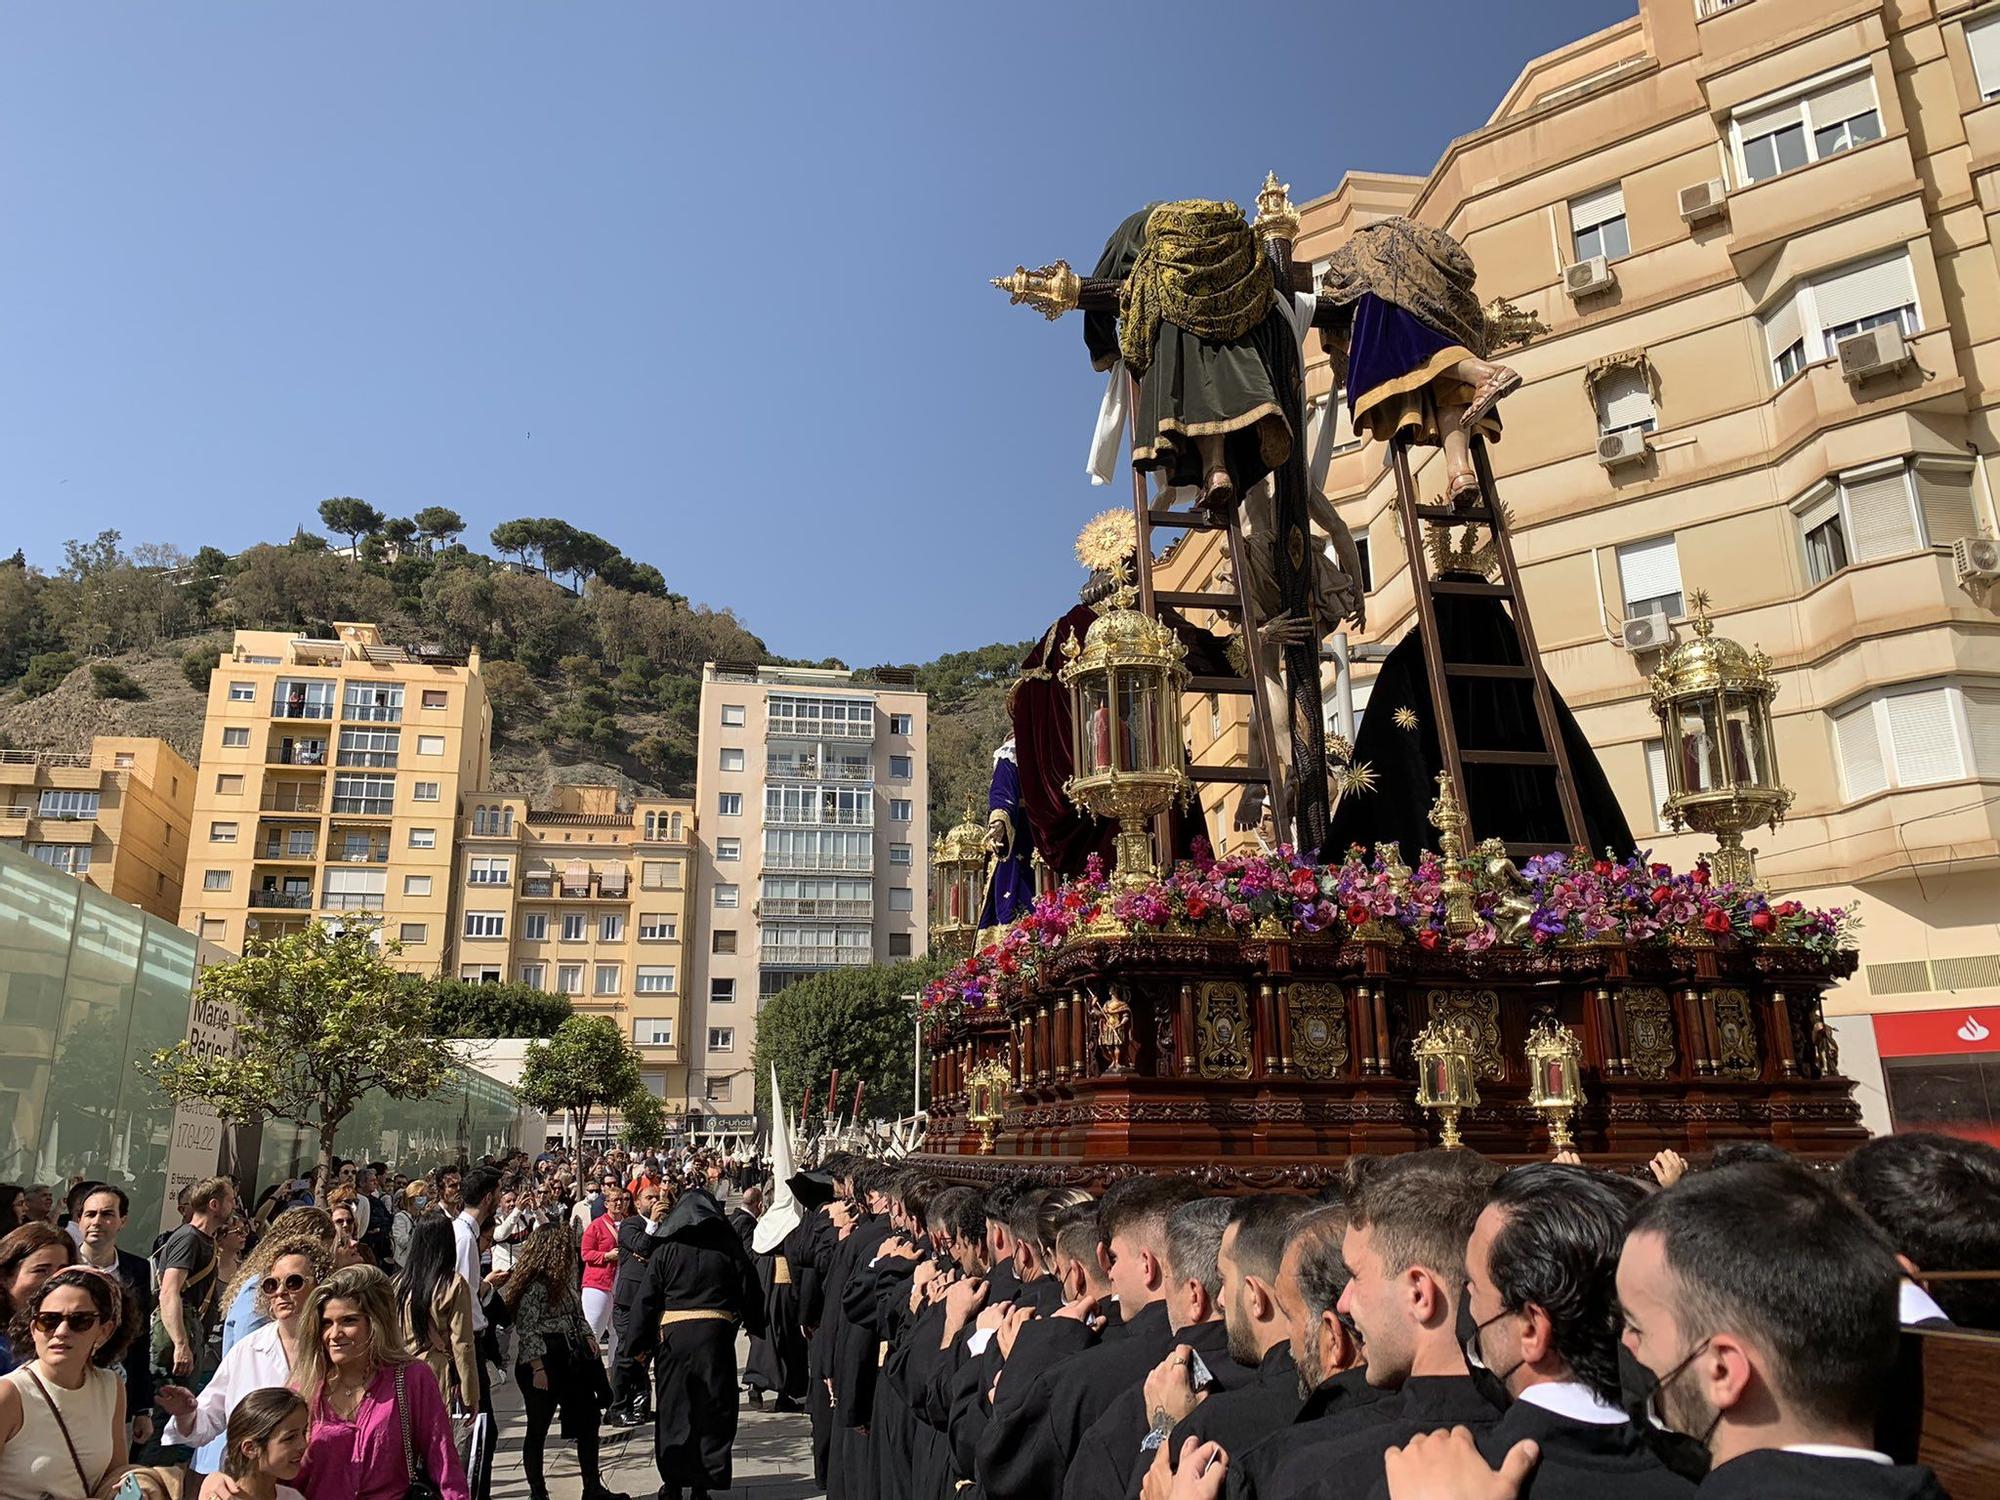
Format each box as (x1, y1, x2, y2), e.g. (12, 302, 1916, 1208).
(394, 1363, 444, 1500)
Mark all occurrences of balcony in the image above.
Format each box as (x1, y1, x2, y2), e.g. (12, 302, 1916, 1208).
(259, 787, 323, 813)
(256, 841, 319, 862)
(758, 944, 873, 967)
(343, 702, 402, 723)
(762, 852, 874, 874)
(267, 743, 328, 768)
(335, 750, 398, 769)
(329, 797, 393, 817)
(320, 892, 383, 911)
(0, 748, 91, 769)
(328, 844, 390, 864)
(766, 719, 874, 742)
(250, 889, 314, 910)
(766, 757, 872, 782)
(763, 810, 874, 830)
(0, 804, 32, 827)
(759, 898, 873, 919)
(271, 702, 333, 721)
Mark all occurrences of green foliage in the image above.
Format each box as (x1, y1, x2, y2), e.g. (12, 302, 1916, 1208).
(422, 979, 571, 1039)
(619, 1088, 668, 1149)
(181, 646, 218, 692)
(479, 658, 543, 732)
(88, 662, 145, 700)
(412, 506, 466, 550)
(16, 650, 78, 698)
(753, 957, 944, 1124)
(911, 639, 1032, 831)
(380, 517, 419, 552)
(145, 922, 458, 1190)
(318, 498, 385, 550)
(518, 1015, 645, 1142)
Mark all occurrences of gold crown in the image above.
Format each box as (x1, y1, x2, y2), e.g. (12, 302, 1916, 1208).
(1424, 504, 1513, 577)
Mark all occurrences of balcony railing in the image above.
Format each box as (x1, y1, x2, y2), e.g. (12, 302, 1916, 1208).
(343, 703, 403, 723)
(766, 719, 874, 741)
(330, 798, 393, 816)
(0, 749, 92, 768)
(762, 852, 874, 874)
(320, 892, 383, 911)
(257, 843, 318, 861)
(330, 846, 390, 864)
(335, 751, 398, 768)
(260, 789, 323, 813)
(250, 890, 314, 909)
(759, 898, 873, 919)
(0, 804, 33, 821)
(272, 703, 334, 721)
(267, 746, 328, 767)
(758, 945, 873, 967)
(763, 810, 875, 829)
(766, 758, 872, 782)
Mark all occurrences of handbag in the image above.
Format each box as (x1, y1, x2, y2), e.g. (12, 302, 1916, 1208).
(394, 1363, 444, 1500)
(24, 1367, 111, 1499)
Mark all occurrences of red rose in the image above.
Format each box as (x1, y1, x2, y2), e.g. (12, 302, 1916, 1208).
(1775, 900, 1803, 917)
(1650, 863, 1672, 878)
(1649, 885, 1673, 907)
(1749, 910, 1775, 933)
(1344, 903, 1370, 927)
(1691, 864, 1711, 887)
(1186, 894, 1209, 920)
(1417, 929, 1439, 950)
(1592, 859, 1613, 877)
(1702, 909, 1731, 934)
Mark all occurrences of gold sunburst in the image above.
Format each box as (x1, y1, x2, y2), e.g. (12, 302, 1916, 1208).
(1075, 509, 1138, 573)
(1393, 706, 1420, 731)
(1337, 761, 1379, 797)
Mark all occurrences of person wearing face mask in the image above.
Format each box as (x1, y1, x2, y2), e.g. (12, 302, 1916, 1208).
(1431, 1163, 1691, 1500)
(390, 1181, 432, 1270)
(1612, 1161, 1950, 1500)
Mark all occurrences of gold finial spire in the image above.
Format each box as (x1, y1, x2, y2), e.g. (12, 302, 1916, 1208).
(992, 261, 1081, 320)
(1687, 588, 1714, 638)
(1252, 171, 1300, 243)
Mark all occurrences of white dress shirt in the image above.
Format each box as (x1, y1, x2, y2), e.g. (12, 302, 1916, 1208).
(454, 1209, 488, 1332)
(162, 1319, 295, 1447)
(1518, 1380, 1627, 1425)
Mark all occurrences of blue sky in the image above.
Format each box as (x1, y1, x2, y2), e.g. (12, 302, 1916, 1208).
(0, 2, 1633, 665)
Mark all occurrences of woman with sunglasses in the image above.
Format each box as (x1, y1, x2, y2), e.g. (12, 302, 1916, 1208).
(0, 1222, 78, 1374)
(0, 1265, 140, 1498)
(157, 1236, 331, 1474)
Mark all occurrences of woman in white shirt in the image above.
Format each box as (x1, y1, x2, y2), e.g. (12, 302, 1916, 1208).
(156, 1237, 331, 1454)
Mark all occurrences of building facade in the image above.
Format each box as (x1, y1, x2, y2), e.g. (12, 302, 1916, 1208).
(0, 737, 196, 921)
(451, 786, 696, 1107)
(1156, 0, 2000, 1138)
(687, 663, 929, 1121)
(176, 623, 490, 968)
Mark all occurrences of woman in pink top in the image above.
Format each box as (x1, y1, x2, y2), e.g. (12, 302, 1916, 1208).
(578, 1188, 627, 1353)
(200, 1265, 467, 1500)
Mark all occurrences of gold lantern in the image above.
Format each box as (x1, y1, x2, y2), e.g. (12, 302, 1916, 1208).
(1523, 1019, 1584, 1151)
(1058, 512, 1191, 892)
(966, 1056, 1012, 1155)
(929, 801, 991, 964)
(1413, 1018, 1481, 1150)
(1648, 589, 1793, 889)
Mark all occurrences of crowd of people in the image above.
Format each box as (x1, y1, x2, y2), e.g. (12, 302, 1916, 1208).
(0, 1130, 1991, 1500)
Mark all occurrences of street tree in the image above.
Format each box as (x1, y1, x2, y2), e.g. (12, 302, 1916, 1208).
(619, 1087, 668, 1151)
(317, 498, 384, 553)
(145, 922, 457, 1193)
(517, 1015, 643, 1145)
(752, 956, 944, 1126)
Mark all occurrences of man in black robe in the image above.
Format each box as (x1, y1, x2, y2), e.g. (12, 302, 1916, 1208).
(609, 1182, 670, 1427)
(826, 1164, 899, 1500)
(631, 1184, 765, 1500)
(891, 1185, 986, 1500)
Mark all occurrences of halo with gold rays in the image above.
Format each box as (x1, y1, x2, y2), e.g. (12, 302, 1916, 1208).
(1075, 508, 1138, 574)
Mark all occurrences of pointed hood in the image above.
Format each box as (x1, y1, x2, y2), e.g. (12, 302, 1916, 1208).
(753, 1066, 803, 1253)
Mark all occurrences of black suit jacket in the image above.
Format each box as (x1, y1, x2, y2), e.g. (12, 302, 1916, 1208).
(1228, 1375, 1499, 1500)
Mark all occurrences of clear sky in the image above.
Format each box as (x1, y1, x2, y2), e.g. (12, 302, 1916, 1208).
(0, 2, 1634, 665)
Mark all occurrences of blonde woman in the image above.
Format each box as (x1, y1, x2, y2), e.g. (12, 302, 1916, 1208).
(217, 1208, 336, 1355)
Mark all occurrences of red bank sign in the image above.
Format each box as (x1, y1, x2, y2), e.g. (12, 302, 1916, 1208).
(1873, 1005, 2000, 1059)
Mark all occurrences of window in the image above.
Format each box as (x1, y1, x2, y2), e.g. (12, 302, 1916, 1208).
(210, 821, 238, 843)
(889, 842, 912, 867)
(1615, 535, 1683, 620)
(1352, 534, 1373, 594)
(403, 874, 433, 897)
(1832, 680, 2000, 799)
(332, 774, 394, 815)
(408, 827, 436, 849)
(717, 792, 742, 817)
(468, 856, 509, 886)
(889, 755, 913, 779)
(1734, 69, 1882, 185)
(890, 712, 913, 735)
(767, 694, 875, 739)
(463, 911, 504, 939)
(412, 781, 440, 802)
(708, 1027, 735, 1052)
(642, 810, 686, 841)
(636, 966, 676, 994)
(322, 868, 384, 909)
(274, 679, 335, 719)
(705, 1075, 732, 1103)
(518, 962, 546, 988)
(888, 798, 912, 823)
(714, 883, 739, 908)
(712, 929, 737, 955)
(634, 1018, 675, 1046)
(715, 836, 740, 861)
(720, 747, 745, 772)
(283, 829, 314, 856)
(594, 963, 622, 995)
(888, 887, 915, 912)
(710, 977, 736, 1003)
(721, 704, 746, 727)
(198, 918, 226, 941)
(1641, 739, 1671, 830)
(37, 791, 100, 820)
(558, 964, 584, 995)
(889, 933, 913, 958)
(600, 914, 625, 942)
(228, 681, 256, 702)
(221, 727, 250, 748)
(459, 964, 503, 984)
(1795, 459, 1977, 583)
(31, 844, 92, 873)
(1593, 366, 1655, 436)
(202, 869, 231, 891)
(1569, 183, 1629, 262)
(1760, 251, 1919, 385)
(421, 689, 447, 710)
(561, 913, 587, 942)
(343, 683, 403, 722)
(765, 784, 873, 826)
(522, 912, 548, 941)
(416, 734, 444, 756)
(641, 859, 682, 890)
(639, 913, 677, 941)
(1972, 14, 2000, 102)
(215, 774, 244, 796)
(401, 922, 429, 944)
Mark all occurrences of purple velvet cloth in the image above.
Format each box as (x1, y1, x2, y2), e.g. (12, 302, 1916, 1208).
(1345, 292, 1460, 418)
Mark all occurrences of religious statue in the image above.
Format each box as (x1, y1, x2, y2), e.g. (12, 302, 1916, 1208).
(1095, 988, 1133, 1075)
(980, 735, 1037, 928)
(1474, 837, 1537, 945)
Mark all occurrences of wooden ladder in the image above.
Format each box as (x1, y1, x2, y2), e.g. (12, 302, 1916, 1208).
(1386, 431, 1589, 860)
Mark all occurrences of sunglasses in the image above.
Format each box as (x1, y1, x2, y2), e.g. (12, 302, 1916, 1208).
(261, 1273, 310, 1298)
(32, 1310, 101, 1335)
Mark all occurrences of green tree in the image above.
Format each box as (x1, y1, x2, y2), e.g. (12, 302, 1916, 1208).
(16, 651, 78, 698)
(421, 978, 571, 1038)
(413, 506, 466, 553)
(517, 1015, 643, 1144)
(753, 957, 944, 1125)
(145, 923, 458, 1192)
(318, 498, 385, 553)
(181, 645, 219, 692)
(480, 658, 543, 731)
(380, 517, 419, 555)
(488, 519, 540, 571)
(88, 662, 145, 700)
(619, 1087, 668, 1150)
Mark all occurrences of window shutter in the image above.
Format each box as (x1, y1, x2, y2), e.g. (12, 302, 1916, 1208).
(1736, 96, 1805, 140)
(1595, 366, 1655, 430)
(1761, 296, 1803, 360)
(1812, 254, 1917, 330)
(1963, 683, 2000, 776)
(1913, 464, 1978, 546)
(1569, 183, 1626, 231)
(1796, 490, 1841, 533)
(1833, 701, 1887, 799)
(1643, 739, 1670, 825)
(1807, 72, 1878, 126)
(1616, 535, 1683, 607)
(1970, 16, 2000, 99)
(1885, 687, 1963, 786)
(1842, 469, 1922, 561)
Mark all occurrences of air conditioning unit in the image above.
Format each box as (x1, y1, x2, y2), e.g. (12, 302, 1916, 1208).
(1953, 535, 2000, 586)
(1621, 614, 1672, 653)
(1836, 324, 1912, 382)
(1677, 178, 1728, 226)
(1597, 427, 1647, 468)
(1564, 255, 1615, 299)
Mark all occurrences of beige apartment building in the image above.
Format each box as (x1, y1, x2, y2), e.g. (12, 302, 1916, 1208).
(687, 663, 928, 1125)
(452, 786, 696, 1105)
(0, 737, 195, 920)
(176, 623, 490, 969)
(1160, 0, 2000, 1132)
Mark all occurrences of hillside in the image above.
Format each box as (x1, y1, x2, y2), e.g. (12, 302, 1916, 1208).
(0, 518, 1024, 829)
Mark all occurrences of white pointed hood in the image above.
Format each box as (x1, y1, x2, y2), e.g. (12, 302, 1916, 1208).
(752, 1065, 802, 1253)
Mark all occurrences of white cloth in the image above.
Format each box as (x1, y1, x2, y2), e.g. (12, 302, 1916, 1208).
(161, 1319, 294, 1447)
(1518, 1380, 1626, 1425)
(1779, 1445, 1893, 1465)
(965, 1326, 997, 1357)
(1899, 1278, 1951, 1326)
(454, 1209, 488, 1332)
(490, 1206, 535, 1274)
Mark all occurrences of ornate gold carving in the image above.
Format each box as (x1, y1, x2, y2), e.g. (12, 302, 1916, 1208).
(1076, 509, 1138, 573)
(1252, 171, 1300, 243)
(1428, 775, 1480, 936)
(992, 261, 1081, 320)
(1711, 987, 1760, 1079)
(1624, 987, 1676, 1081)
(1483, 296, 1550, 351)
(1096, 987, 1134, 1076)
(1198, 982, 1254, 1080)
(1426, 989, 1503, 1082)
(1289, 983, 1351, 1081)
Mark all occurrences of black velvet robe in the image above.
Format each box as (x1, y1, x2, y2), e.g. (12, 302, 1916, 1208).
(1697, 1450, 1950, 1500)
(1225, 1375, 1498, 1500)
(1063, 1315, 1251, 1500)
(1151, 1343, 1313, 1496)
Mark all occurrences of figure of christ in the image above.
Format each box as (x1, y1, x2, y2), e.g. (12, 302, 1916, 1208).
(979, 737, 1036, 929)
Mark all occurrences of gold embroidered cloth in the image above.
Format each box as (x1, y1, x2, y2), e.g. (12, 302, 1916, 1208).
(1315, 216, 1489, 359)
(1118, 200, 1274, 377)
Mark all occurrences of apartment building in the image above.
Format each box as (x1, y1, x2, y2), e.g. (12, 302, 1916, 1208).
(687, 663, 928, 1120)
(452, 786, 696, 1105)
(0, 737, 195, 920)
(1157, 0, 2000, 1133)
(176, 623, 490, 968)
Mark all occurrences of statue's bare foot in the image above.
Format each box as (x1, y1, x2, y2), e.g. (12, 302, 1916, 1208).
(1200, 465, 1236, 516)
(1459, 365, 1520, 432)
(1446, 470, 1482, 512)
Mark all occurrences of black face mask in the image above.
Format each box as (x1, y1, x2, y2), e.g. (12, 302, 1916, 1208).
(1456, 1296, 1523, 1413)
(1616, 1341, 1718, 1483)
